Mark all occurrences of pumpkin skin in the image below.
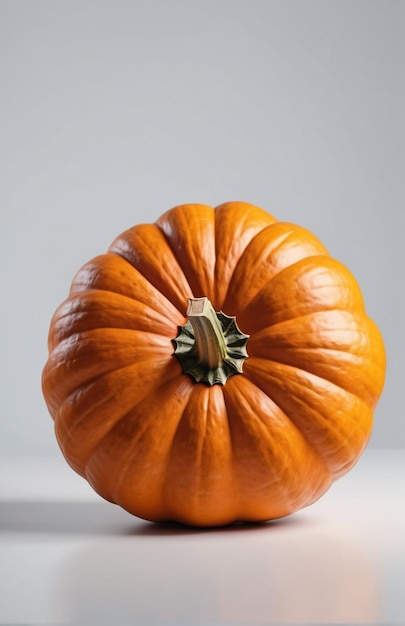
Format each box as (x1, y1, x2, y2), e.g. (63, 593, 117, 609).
(42, 201, 386, 527)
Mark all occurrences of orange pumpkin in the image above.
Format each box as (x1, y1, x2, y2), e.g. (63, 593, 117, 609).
(42, 201, 386, 526)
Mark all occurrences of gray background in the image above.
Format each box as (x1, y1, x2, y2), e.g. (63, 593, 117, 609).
(1, 0, 403, 456)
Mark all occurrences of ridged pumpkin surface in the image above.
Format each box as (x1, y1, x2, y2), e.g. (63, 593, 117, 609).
(42, 202, 386, 526)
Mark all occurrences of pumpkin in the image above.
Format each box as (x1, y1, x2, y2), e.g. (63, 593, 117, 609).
(42, 201, 386, 527)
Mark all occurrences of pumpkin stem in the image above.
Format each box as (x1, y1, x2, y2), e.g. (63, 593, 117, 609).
(172, 297, 249, 386)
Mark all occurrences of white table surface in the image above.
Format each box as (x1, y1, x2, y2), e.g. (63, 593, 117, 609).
(0, 450, 404, 625)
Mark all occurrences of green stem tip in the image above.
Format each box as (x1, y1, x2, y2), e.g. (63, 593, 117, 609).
(172, 297, 249, 386)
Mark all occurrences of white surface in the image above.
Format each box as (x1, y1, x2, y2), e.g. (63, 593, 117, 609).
(0, 450, 404, 625)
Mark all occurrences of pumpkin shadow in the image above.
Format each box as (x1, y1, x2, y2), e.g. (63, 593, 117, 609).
(127, 514, 308, 536)
(0, 500, 308, 536)
(0, 500, 139, 536)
